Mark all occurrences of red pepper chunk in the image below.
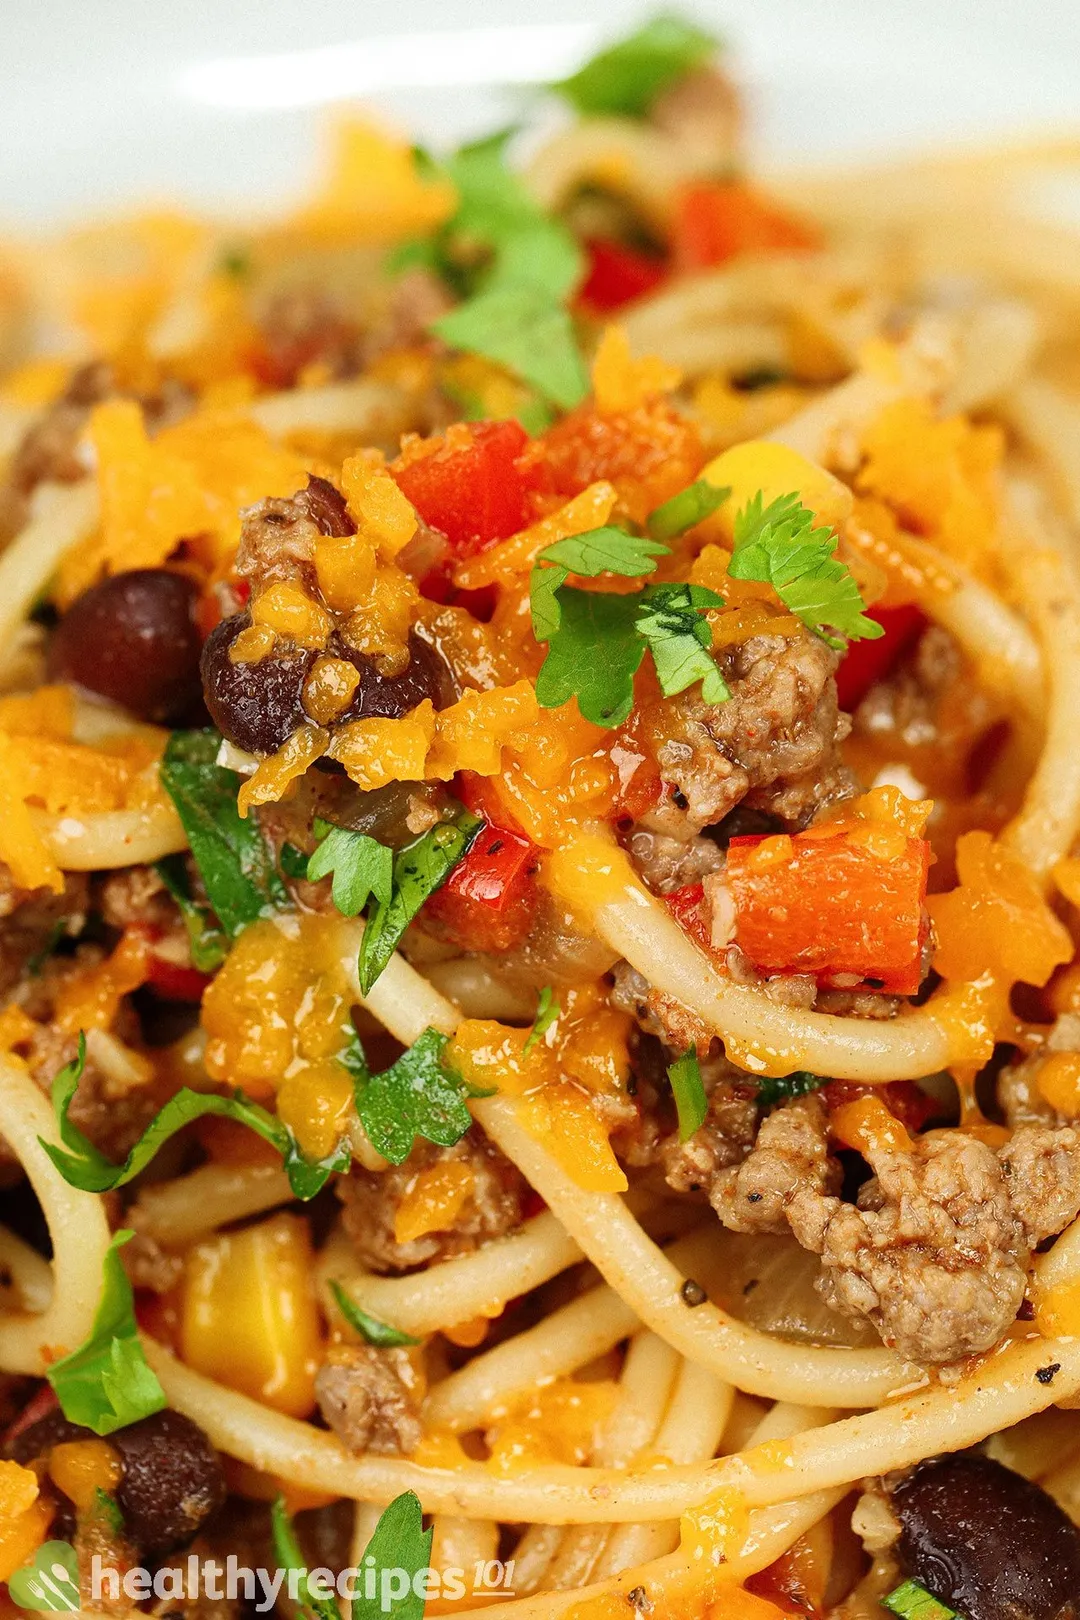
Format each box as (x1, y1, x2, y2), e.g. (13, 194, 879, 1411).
(665, 882, 713, 953)
(579, 238, 669, 313)
(726, 831, 930, 994)
(424, 819, 539, 953)
(674, 180, 822, 271)
(390, 419, 534, 559)
(835, 602, 926, 712)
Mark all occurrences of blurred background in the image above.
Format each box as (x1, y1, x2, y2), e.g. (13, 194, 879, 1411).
(4, 0, 1080, 224)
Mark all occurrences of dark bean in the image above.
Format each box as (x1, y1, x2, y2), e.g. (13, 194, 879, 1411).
(113, 1410, 226, 1558)
(5, 1409, 92, 1465)
(201, 612, 316, 754)
(336, 632, 454, 723)
(889, 1451, 1080, 1620)
(48, 569, 203, 724)
(301, 474, 355, 537)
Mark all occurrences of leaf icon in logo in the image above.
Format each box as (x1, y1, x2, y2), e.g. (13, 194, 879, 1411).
(8, 1541, 80, 1612)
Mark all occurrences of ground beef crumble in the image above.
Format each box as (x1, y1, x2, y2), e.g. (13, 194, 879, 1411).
(337, 1130, 528, 1274)
(709, 1098, 1080, 1363)
(315, 1343, 423, 1455)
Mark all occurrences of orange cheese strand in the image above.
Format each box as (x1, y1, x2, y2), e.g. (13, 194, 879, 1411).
(830, 1094, 913, 1158)
(48, 1440, 122, 1513)
(485, 1380, 618, 1474)
(54, 929, 151, 1035)
(929, 830, 1073, 987)
(327, 681, 539, 793)
(237, 722, 329, 815)
(394, 1161, 476, 1246)
(591, 325, 681, 415)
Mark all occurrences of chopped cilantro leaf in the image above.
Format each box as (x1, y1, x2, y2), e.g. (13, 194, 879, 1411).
(552, 14, 720, 119)
(159, 730, 286, 937)
(636, 583, 729, 703)
(352, 1491, 432, 1620)
(328, 1280, 420, 1348)
(755, 1071, 828, 1109)
(523, 986, 561, 1054)
(357, 808, 482, 994)
(271, 1498, 340, 1620)
(434, 282, 588, 410)
(92, 1489, 124, 1533)
(534, 588, 645, 727)
(538, 527, 669, 580)
(883, 1581, 964, 1620)
(41, 1032, 348, 1201)
(307, 820, 394, 918)
(648, 480, 731, 542)
(354, 1027, 474, 1165)
(46, 1230, 166, 1436)
(278, 841, 310, 880)
(728, 491, 883, 649)
(668, 1048, 707, 1141)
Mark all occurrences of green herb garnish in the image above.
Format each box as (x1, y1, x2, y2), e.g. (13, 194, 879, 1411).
(552, 14, 720, 119)
(307, 820, 394, 919)
(354, 1027, 474, 1165)
(46, 1231, 166, 1436)
(728, 491, 883, 649)
(636, 583, 730, 703)
(754, 1070, 829, 1109)
(523, 986, 561, 1055)
(648, 480, 731, 542)
(270, 1498, 340, 1620)
(40, 1034, 349, 1200)
(358, 809, 482, 994)
(328, 1280, 420, 1349)
(667, 1048, 707, 1140)
(352, 1491, 432, 1620)
(883, 1581, 965, 1620)
(159, 730, 286, 937)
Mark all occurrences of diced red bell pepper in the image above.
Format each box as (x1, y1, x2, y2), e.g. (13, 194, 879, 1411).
(674, 180, 822, 271)
(424, 818, 540, 953)
(835, 603, 927, 711)
(665, 882, 713, 953)
(390, 419, 536, 559)
(0, 1385, 59, 1450)
(145, 955, 214, 1003)
(726, 831, 930, 994)
(578, 238, 669, 313)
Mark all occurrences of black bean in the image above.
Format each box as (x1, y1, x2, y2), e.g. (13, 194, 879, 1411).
(889, 1451, 1080, 1620)
(112, 1410, 226, 1558)
(5, 1409, 91, 1465)
(336, 633, 454, 723)
(201, 612, 316, 754)
(48, 569, 203, 724)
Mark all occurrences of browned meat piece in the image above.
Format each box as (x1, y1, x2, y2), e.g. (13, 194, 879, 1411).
(613, 1038, 758, 1193)
(235, 473, 354, 595)
(711, 1094, 840, 1234)
(609, 961, 713, 1053)
(795, 1132, 1031, 1363)
(623, 827, 725, 895)
(368, 267, 453, 360)
(338, 1132, 528, 1273)
(1000, 1124, 1080, 1245)
(315, 1343, 423, 1455)
(649, 65, 742, 166)
(253, 286, 363, 389)
(639, 629, 855, 836)
(97, 863, 182, 942)
(0, 868, 88, 998)
(8, 361, 110, 492)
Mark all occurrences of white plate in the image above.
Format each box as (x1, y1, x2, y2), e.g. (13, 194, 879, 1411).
(4, 0, 1080, 227)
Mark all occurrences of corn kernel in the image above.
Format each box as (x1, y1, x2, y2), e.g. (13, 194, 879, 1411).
(303, 656, 362, 725)
(48, 1440, 122, 1513)
(181, 1212, 322, 1417)
(250, 581, 332, 649)
(314, 531, 378, 613)
(701, 439, 853, 539)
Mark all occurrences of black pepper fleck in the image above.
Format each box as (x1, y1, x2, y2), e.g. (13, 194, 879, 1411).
(627, 1588, 653, 1613)
(1017, 1298, 1035, 1321)
(747, 1191, 762, 1203)
(1036, 1363, 1061, 1385)
(672, 789, 689, 810)
(681, 1279, 707, 1308)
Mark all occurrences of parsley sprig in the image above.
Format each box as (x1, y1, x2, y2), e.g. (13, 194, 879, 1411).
(728, 491, 883, 649)
(358, 809, 482, 994)
(667, 1048, 707, 1140)
(352, 1027, 478, 1165)
(883, 1581, 964, 1620)
(552, 15, 720, 119)
(328, 1280, 420, 1349)
(307, 819, 393, 917)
